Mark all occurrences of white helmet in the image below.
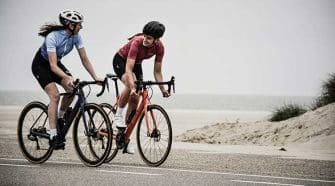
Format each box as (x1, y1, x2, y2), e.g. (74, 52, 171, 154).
(59, 10, 84, 26)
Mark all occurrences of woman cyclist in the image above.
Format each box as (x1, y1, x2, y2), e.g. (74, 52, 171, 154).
(31, 10, 102, 149)
(113, 21, 170, 154)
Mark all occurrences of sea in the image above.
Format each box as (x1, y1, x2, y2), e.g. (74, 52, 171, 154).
(0, 90, 315, 135)
(0, 90, 315, 111)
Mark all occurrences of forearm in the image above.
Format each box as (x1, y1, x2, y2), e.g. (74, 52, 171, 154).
(82, 59, 98, 80)
(125, 71, 136, 90)
(78, 48, 99, 80)
(154, 72, 165, 91)
(50, 64, 68, 79)
(48, 52, 68, 79)
(125, 59, 136, 90)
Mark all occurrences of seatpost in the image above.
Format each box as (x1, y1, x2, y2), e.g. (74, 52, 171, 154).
(114, 79, 119, 97)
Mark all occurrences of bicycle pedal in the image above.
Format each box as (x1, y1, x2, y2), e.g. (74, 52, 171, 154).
(116, 132, 125, 149)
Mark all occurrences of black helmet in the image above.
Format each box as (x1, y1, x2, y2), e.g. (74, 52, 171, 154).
(142, 21, 165, 39)
(59, 9, 84, 26)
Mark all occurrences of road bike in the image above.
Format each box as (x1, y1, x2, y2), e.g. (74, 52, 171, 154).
(17, 80, 112, 167)
(99, 74, 175, 167)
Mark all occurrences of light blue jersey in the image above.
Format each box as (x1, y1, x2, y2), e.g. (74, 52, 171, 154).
(40, 29, 84, 61)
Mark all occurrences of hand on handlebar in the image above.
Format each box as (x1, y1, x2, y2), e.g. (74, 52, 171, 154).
(63, 76, 75, 91)
(130, 88, 139, 97)
(162, 89, 170, 98)
(94, 77, 104, 85)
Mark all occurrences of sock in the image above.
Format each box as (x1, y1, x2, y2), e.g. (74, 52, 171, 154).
(58, 110, 65, 119)
(116, 107, 124, 116)
(50, 129, 57, 139)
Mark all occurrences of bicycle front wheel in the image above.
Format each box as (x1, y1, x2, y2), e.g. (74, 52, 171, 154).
(136, 104, 172, 167)
(17, 101, 53, 164)
(72, 103, 112, 167)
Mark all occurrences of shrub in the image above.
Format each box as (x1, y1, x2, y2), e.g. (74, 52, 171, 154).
(269, 104, 307, 122)
(311, 73, 335, 110)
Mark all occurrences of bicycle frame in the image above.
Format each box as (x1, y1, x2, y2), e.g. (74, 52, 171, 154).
(124, 88, 152, 143)
(57, 91, 85, 138)
(103, 74, 175, 144)
(30, 80, 103, 140)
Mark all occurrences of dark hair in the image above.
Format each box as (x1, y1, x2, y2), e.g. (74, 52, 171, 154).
(142, 21, 165, 39)
(38, 23, 65, 37)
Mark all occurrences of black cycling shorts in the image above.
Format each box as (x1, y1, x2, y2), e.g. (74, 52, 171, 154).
(31, 49, 72, 89)
(113, 53, 143, 80)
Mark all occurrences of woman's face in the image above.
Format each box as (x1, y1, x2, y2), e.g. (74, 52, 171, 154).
(143, 35, 155, 47)
(69, 23, 82, 34)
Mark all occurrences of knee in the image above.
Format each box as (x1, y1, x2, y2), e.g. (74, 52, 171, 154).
(48, 92, 60, 103)
(129, 95, 140, 105)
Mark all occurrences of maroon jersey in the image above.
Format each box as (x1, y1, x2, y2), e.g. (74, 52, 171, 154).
(118, 35, 164, 64)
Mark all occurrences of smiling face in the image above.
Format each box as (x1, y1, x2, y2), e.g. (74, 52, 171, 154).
(142, 34, 155, 47)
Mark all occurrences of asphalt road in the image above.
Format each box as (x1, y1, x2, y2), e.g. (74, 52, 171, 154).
(0, 134, 334, 186)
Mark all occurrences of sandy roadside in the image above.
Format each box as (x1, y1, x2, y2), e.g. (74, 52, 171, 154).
(175, 103, 335, 161)
(1, 105, 334, 161)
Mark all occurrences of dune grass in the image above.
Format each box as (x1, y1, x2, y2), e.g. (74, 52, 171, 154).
(269, 73, 334, 122)
(269, 104, 307, 122)
(311, 73, 335, 110)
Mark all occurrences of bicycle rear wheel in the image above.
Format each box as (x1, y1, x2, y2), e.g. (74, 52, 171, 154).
(99, 103, 118, 163)
(17, 101, 53, 164)
(136, 104, 172, 167)
(72, 103, 112, 167)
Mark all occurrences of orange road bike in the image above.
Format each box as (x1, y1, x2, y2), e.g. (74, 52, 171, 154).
(99, 74, 175, 166)
(17, 80, 112, 167)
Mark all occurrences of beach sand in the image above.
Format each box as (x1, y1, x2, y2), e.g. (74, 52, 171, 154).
(1, 104, 334, 161)
(175, 103, 335, 160)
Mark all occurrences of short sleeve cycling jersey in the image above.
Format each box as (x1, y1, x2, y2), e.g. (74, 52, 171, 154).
(40, 29, 84, 62)
(118, 35, 164, 64)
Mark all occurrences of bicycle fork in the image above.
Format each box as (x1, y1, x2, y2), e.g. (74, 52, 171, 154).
(145, 108, 160, 142)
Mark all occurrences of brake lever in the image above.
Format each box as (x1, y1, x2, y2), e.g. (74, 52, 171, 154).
(168, 76, 175, 94)
(96, 78, 108, 97)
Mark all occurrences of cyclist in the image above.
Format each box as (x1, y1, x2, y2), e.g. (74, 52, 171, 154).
(31, 10, 102, 149)
(113, 21, 170, 154)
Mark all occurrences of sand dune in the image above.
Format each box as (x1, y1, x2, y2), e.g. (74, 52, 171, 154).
(176, 103, 335, 150)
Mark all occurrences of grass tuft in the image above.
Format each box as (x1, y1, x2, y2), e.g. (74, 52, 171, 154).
(311, 73, 335, 110)
(269, 104, 307, 122)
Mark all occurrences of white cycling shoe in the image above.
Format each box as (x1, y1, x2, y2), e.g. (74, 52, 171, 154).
(114, 115, 127, 129)
(124, 143, 135, 154)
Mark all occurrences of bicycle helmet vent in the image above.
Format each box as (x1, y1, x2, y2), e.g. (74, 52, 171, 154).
(59, 10, 84, 26)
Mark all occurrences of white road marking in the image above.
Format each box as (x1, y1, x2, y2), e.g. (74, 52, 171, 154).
(98, 169, 162, 176)
(0, 158, 27, 161)
(1, 158, 334, 184)
(105, 164, 335, 183)
(231, 180, 304, 186)
(0, 163, 38, 168)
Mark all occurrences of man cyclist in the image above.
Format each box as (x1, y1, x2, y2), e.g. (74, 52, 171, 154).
(31, 10, 102, 149)
(112, 21, 170, 154)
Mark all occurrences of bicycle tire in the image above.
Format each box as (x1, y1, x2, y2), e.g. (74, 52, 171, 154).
(17, 101, 53, 164)
(136, 104, 172, 167)
(72, 103, 112, 167)
(99, 103, 119, 163)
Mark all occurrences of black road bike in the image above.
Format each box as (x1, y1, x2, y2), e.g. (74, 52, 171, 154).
(17, 80, 112, 167)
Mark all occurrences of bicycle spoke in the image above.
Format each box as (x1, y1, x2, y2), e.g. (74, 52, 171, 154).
(73, 103, 112, 167)
(18, 102, 53, 164)
(137, 105, 172, 166)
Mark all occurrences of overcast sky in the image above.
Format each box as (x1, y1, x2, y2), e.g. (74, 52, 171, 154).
(0, 0, 334, 96)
